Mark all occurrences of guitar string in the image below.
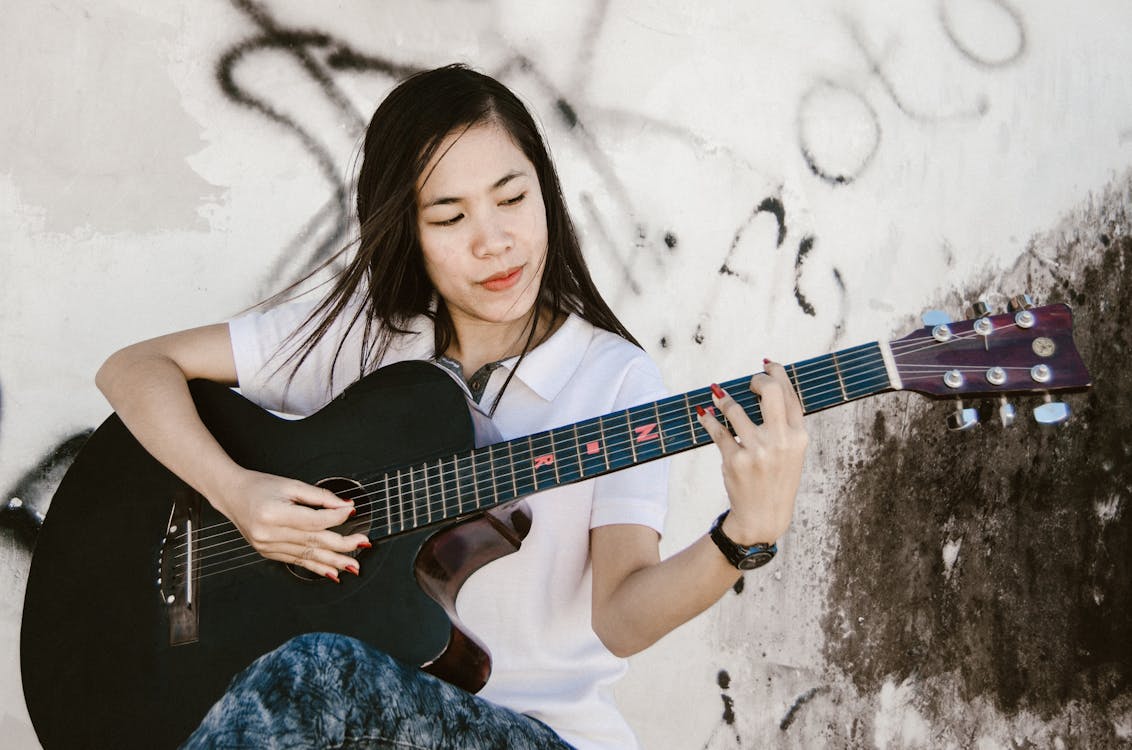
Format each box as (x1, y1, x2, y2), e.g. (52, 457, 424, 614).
(174, 336, 915, 561)
(173, 325, 1021, 571)
(177, 325, 1035, 577)
(174, 325, 1027, 576)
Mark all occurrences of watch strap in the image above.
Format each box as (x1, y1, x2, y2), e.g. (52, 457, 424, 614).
(709, 510, 777, 570)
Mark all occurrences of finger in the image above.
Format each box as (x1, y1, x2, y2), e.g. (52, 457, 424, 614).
(277, 500, 357, 532)
(747, 372, 790, 432)
(286, 480, 354, 510)
(266, 540, 363, 578)
(696, 399, 740, 461)
(761, 359, 804, 427)
(710, 382, 760, 446)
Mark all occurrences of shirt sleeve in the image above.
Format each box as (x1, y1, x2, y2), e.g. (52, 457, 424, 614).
(588, 354, 671, 534)
(228, 297, 367, 416)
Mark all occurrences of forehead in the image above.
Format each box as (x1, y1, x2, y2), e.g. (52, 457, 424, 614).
(416, 123, 533, 199)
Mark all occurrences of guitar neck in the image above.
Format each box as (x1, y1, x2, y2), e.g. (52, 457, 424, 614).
(359, 341, 897, 540)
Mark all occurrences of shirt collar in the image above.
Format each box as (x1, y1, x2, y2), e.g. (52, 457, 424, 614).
(498, 313, 593, 402)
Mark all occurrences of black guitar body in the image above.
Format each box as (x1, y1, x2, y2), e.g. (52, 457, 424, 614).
(21, 361, 525, 749)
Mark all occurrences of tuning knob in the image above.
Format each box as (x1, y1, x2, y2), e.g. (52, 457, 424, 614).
(947, 401, 980, 431)
(1007, 294, 1035, 312)
(997, 398, 1016, 427)
(969, 299, 991, 318)
(922, 310, 952, 326)
(1033, 396, 1070, 425)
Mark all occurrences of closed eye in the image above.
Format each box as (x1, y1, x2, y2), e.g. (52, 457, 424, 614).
(501, 192, 526, 206)
(431, 213, 464, 227)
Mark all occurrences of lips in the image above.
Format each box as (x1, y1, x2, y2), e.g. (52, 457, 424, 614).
(480, 266, 523, 292)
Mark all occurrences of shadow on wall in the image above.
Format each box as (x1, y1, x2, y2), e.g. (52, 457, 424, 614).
(824, 176, 1132, 743)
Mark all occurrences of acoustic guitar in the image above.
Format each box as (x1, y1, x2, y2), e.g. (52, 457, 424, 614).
(20, 300, 1091, 748)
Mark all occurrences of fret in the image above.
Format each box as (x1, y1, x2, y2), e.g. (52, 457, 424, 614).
(437, 456, 447, 519)
(509, 437, 533, 499)
(529, 431, 558, 491)
(793, 355, 841, 413)
(409, 468, 420, 529)
(628, 404, 664, 463)
(653, 401, 667, 452)
(423, 462, 433, 525)
(456, 452, 475, 514)
(842, 343, 888, 401)
(382, 474, 393, 534)
(830, 350, 849, 402)
(554, 426, 580, 484)
(576, 417, 605, 478)
(786, 364, 807, 413)
(469, 448, 482, 510)
(601, 410, 632, 472)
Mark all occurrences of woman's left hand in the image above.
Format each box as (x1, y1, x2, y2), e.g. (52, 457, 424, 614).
(697, 360, 809, 544)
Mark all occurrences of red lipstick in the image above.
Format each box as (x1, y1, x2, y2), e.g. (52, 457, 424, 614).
(481, 266, 523, 292)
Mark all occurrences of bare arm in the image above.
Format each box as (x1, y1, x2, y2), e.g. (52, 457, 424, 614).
(591, 361, 808, 657)
(96, 324, 367, 580)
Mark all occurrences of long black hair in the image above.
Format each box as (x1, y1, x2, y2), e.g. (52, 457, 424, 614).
(279, 64, 639, 396)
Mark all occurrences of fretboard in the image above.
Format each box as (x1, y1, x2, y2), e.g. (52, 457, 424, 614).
(358, 341, 894, 540)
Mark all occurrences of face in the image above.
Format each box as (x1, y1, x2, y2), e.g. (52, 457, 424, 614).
(416, 122, 549, 348)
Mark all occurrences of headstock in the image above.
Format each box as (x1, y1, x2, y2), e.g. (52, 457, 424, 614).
(889, 298, 1091, 429)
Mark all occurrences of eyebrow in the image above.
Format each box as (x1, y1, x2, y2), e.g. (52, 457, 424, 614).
(421, 170, 527, 209)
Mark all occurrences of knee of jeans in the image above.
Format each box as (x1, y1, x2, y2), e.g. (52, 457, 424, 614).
(263, 633, 403, 686)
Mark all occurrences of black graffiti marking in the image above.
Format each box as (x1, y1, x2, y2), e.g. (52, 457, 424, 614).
(659, 336, 669, 349)
(556, 99, 579, 129)
(939, 0, 1026, 69)
(731, 575, 745, 594)
(693, 324, 705, 345)
(664, 231, 678, 250)
(720, 197, 787, 280)
(779, 686, 823, 731)
(796, 82, 881, 186)
(794, 235, 817, 317)
(1, 430, 94, 547)
(720, 693, 736, 725)
(716, 669, 731, 690)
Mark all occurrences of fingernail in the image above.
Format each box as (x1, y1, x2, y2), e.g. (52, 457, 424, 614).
(763, 358, 771, 365)
(324, 572, 340, 583)
(710, 383, 726, 400)
(348, 507, 357, 517)
(695, 404, 706, 417)
(357, 540, 373, 550)
(345, 564, 359, 576)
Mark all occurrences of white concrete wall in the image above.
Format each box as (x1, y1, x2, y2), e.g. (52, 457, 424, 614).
(3, 1, 1131, 747)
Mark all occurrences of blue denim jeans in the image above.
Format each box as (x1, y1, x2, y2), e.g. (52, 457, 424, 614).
(180, 633, 575, 749)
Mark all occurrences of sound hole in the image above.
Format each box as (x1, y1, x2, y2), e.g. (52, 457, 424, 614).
(286, 476, 371, 581)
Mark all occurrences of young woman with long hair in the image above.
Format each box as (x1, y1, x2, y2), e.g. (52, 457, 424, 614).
(96, 64, 808, 749)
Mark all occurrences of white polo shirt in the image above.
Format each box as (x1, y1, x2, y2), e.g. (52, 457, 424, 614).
(229, 298, 669, 750)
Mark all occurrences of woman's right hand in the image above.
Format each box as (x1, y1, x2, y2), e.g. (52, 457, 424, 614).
(212, 469, 371, 581)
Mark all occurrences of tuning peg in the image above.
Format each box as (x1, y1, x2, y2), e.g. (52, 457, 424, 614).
(947, 401, 980, 431)
(1007, 294, 1035, 312)
(1033, 395, 1070, 425)
(969, 299, 991, 318)
(922, 310, 952, 326)
(997, 398, 1016, 427)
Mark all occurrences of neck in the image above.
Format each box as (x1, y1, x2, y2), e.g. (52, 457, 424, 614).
(446, 306, 557, 374)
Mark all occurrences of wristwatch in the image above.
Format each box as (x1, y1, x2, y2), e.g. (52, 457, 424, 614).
(709, 511, 777, 570)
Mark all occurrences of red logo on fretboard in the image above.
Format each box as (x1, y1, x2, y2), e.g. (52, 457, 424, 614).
(586, 441, 601, 455)
(534, 454, 554, 468)
(634, 423, 659, 443)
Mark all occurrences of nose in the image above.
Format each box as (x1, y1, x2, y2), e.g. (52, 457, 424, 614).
(471, 210, 512, 258)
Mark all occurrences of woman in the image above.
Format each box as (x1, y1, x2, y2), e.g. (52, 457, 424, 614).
(96, 65, 808, 749)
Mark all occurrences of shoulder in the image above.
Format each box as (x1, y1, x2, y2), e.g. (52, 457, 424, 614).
(571, 317, 665, 407)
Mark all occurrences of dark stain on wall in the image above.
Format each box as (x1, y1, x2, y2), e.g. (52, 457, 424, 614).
(1, 430, 93, 547)
(823, 208, 1131, 741)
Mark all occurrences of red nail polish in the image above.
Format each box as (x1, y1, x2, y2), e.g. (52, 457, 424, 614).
(763, 358, 771, 365)
(348, 507, 357, 517)
(695, 404, 706, 417)
(710, 383, 725, 399)
(357, 540, 373, 550)
(706, 406, 716, 416)
(324, 571, 340, 583)
(345, 564, 359, 576)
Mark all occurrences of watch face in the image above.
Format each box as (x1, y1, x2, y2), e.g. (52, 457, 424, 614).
(738, 550, 775, 570)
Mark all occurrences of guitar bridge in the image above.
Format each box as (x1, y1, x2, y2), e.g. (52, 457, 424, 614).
(158, 488, 201, 646)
